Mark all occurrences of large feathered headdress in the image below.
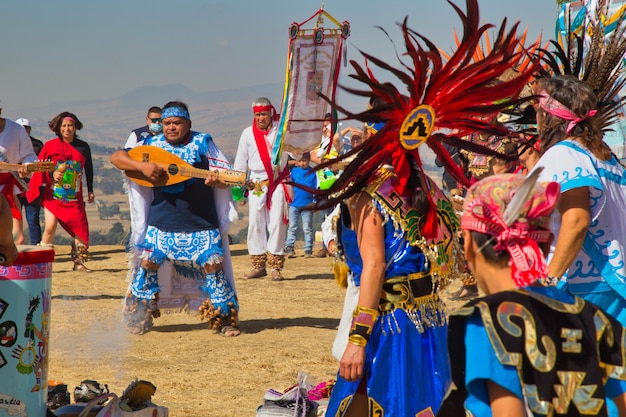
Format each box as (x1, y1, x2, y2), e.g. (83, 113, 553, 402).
(315, 0, 540, 225)
(540, 0, 626, 131)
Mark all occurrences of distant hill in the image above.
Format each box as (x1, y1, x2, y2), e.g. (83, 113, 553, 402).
(12, 82, 285, 160)
(12, 81, 441, 172)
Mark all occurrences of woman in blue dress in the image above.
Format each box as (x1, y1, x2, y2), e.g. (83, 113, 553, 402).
(324, 155, 457, 416)
(311, 1, 540, 415)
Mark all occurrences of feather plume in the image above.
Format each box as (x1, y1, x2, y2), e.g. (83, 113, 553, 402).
(539, 0, 626, 132)
(312, 0, 539, 213)
(502, 167, 543, 225)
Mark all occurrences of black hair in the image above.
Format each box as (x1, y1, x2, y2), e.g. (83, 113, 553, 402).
(162, 101, 189, 113)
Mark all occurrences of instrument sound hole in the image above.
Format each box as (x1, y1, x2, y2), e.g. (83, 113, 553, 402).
(168, 164, 179, 175)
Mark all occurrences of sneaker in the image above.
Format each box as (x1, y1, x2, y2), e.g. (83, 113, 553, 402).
(47, 383, 70, 410)
(285, 247, 296, 258)
(304, 251, 313, 258)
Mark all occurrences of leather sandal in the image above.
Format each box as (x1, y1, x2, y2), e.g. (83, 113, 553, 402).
(243, 268, 267, 279)
(219, 325, 241, 337)
(271, 269, 283, 281)
(73, 262, 91, 273)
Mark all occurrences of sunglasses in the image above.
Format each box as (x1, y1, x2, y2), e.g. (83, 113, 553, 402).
(149, 118, 162, 123)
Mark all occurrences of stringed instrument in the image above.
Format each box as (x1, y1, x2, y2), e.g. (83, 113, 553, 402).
(0, 160, 55, 173)
(125, 145, 249, 187)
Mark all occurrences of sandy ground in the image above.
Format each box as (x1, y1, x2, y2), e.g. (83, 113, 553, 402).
(42, 243, 470, 417)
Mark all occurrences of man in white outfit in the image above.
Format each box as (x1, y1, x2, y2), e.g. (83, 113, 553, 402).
(0, 108, 38, 239)
(123, 106, 162, 257)
(233, 97, 290, 281)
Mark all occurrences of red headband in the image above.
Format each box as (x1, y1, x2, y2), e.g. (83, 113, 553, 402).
(253, 105, 274, 114)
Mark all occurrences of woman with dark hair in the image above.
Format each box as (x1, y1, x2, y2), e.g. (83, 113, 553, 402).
(533, 75, 626, 326)
(314, 1, 539, 415)
(27, 111, 94, 271)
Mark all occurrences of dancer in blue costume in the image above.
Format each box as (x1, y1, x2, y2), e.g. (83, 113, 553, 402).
(439, 173, 626, 416)
(310, 1, 540, 414)
(325, 158, 457, 417)
(110, 101, 239, 336)
(530, 3, 626, 333)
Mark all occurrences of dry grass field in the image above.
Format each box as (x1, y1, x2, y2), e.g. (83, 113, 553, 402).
(42, 241, 468, 417)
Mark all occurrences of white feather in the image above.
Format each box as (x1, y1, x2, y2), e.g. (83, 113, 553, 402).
(502, 167, 544, 226)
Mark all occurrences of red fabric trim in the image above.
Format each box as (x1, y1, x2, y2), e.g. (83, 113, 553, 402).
(297, 8, 323, 26)
(252, 121, 277, 209)
(0, 174, 22, 220)
(13, 247, 56, 264)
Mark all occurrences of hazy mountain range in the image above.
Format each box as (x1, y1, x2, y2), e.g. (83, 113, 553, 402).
(15, 82, 290, 160)
(13, 82, 440, 169)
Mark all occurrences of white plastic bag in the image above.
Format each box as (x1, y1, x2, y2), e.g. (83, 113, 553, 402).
(256, 372, 318, 417)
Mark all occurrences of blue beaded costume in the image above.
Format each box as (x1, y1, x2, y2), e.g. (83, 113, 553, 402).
(325, 168, 459, 417)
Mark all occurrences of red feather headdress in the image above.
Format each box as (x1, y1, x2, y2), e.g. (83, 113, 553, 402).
(315, 0, 540, 230)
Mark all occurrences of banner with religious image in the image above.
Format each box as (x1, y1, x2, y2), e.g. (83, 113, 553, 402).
(272, 7, 350, 162)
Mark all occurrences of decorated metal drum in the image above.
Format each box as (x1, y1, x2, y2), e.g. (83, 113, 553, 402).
(0, 245, 54, 417)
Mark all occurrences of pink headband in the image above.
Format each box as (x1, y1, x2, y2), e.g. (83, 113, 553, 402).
(62, 116, 76, 122)
(539, 90, 597, 134)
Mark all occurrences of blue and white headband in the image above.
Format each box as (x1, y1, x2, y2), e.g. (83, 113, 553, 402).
(161, 106, 190, 120)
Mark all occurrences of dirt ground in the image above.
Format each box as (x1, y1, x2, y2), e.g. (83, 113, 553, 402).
(44, 243, 470, 417)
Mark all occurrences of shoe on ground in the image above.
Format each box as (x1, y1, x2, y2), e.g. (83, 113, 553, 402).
(244, 268, 267, 279)
(73, 262, 91, 272)
(271, 269, 283, 281)
(285, 247, 296, 258)
(452, 284, 478, 300)
(313, 247, 328, 258)
(304, 251, 313, 258)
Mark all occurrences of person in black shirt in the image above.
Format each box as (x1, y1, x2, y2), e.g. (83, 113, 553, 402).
(15, 118, 44, 244)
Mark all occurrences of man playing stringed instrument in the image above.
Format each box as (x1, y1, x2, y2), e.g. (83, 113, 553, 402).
(0, 107, 38, 242)
(110, 101, 240, 336)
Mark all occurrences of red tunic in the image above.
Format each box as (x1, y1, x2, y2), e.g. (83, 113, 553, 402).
(27, 138, 90, 244)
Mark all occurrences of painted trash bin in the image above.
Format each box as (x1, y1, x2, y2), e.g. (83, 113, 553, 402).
(0, 245, 55, 417)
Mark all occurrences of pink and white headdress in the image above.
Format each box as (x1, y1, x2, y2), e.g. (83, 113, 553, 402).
(461, 172, 560, 287)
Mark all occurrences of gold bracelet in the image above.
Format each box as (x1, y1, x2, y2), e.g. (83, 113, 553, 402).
(348, 334, 368, 347)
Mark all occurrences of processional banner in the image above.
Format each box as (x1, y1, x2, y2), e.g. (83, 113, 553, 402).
(272, 8, 350, 162)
